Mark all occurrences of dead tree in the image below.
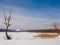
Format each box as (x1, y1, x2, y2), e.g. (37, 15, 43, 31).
(52, 22, 59, 34)
(3, 9, 12, 40)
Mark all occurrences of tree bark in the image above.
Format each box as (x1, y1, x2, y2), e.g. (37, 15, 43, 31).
(5, 26, 11, 40)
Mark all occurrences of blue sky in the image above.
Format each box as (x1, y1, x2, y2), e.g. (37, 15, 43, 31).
(0, 0, 60, 30)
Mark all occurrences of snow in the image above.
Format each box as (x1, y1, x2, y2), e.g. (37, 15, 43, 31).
(0, 39, 60, 45)
(0, 32, 59, 40)
(0, 32, 60, 45)
(0, 32, 39, 40)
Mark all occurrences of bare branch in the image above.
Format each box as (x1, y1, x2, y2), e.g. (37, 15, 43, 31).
(8, 10, 11, 21)
(52, 21, 59, 34)
(52, 21, 58, 29)
(3, 22, 7, 25)
(3, 9, 7, 23)
(3, 9, 12, 40)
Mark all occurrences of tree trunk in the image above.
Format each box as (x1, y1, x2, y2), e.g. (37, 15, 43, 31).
(55, 25, 59, 35)
(5, 26, 11, 40)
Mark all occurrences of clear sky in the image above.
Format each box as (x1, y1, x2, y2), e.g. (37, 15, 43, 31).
(0, 0, 60, 30)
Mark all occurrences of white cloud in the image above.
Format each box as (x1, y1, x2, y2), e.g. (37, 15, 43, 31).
(0, 5, 60, 30)
(0, 11, 52, 30)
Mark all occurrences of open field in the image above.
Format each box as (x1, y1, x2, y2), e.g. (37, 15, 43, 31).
(0, 32, 60, 40)
(0, 39, 60, 45)
(0, 32, 60, 45)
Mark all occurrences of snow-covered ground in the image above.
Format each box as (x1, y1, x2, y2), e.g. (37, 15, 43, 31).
(0, 39, 60, 45)
(0, 32, 60, 45)
(0, 32, 60, 40)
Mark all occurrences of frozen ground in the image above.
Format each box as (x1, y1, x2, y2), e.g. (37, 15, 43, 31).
(0, 32, 60, 45)
(0, 32, 60, 40)
(0, 39, 60, 45)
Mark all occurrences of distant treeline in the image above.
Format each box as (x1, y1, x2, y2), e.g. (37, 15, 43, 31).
(0, 29, 16, 32)
(24, 29, 60, 33)
(0, 29, 60, 33)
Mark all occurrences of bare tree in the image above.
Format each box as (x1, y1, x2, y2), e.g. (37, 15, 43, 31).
(52, 21, 59, 34)
(3, 9, 12, 40)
